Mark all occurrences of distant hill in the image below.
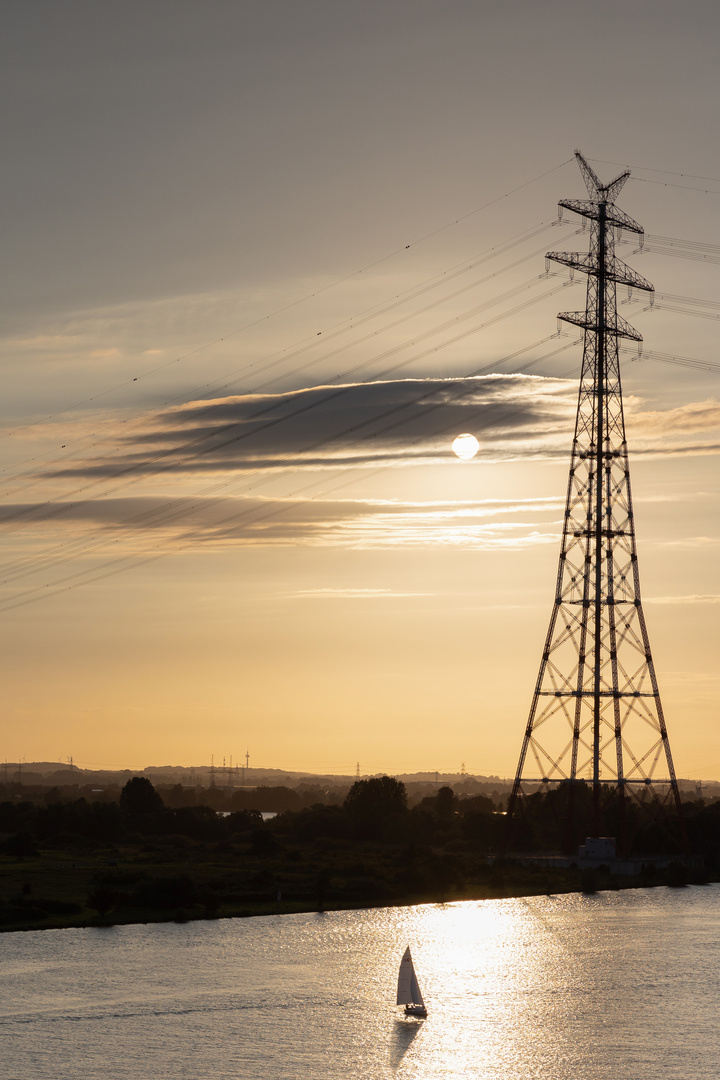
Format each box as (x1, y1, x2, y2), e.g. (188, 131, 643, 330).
(1, 761, 716, 797)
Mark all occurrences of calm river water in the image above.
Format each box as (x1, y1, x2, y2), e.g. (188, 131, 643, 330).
(2, 885, 719, 1079)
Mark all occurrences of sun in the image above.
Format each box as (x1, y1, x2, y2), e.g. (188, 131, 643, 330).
(452, 433, 480, 460)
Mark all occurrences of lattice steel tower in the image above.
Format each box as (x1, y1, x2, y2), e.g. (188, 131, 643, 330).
(507, 152, 683, 852)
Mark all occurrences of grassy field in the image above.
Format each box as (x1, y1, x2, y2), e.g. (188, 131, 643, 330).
(0, 839, 707, 934)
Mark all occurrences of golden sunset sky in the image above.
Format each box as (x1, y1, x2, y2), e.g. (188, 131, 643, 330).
(2, 1, 720, 778)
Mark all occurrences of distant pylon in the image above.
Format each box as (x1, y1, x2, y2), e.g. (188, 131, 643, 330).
(507, 151, 683, 854)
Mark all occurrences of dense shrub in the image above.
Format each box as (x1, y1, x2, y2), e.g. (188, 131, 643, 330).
(4, 830, 39, 857)
(344, 776, 408, 840)
(120, 777, 164, 817)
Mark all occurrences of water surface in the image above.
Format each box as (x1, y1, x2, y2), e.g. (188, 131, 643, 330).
(2, 885, 719, 1079)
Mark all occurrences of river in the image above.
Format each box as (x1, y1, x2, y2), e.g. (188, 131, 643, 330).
(2, 885, 719, 1079)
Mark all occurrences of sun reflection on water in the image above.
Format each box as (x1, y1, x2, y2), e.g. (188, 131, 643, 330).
(368, 898, 575, 1079)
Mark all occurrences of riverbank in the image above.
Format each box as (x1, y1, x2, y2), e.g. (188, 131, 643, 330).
(1, 843, 712, 933)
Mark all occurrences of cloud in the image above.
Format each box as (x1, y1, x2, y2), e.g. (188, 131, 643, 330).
(659, 536, 720, 549)
(288, 588, 434, 599)
(627, 399, 720, 434)
(45, 375, 720, 490)
(90, 348, 122, 360)
(622, 399, 720, 461)
(646, 593, 720, 605)
(52, 373, 578, 478)
(0, 493, 565, 551)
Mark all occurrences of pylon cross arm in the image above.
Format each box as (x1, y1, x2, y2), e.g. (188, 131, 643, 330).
(557, 310, 643, 342)
(559, 198, 643, 235)
(547, 251, 653, 293)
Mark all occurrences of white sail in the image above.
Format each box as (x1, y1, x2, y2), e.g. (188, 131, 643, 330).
(396, 946, 424, 1006)
(409, 965, 425, 1007)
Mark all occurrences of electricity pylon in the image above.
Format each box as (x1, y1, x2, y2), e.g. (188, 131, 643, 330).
(506, 151, 683, 854)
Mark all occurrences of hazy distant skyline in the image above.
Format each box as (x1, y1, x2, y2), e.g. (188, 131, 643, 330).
(3, 1, 720, 777)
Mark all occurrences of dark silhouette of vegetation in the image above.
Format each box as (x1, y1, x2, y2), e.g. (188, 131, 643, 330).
(506, 781, 695, 856)
(0, 774, 718, 933)
(344, 775, 408, 839)
(87, 885, 115, 917)
(120, 776, 164, 818)
(5, 830, 38, 858)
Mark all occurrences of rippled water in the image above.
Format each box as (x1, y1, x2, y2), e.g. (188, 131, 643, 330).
(2, 886, 719, 1079)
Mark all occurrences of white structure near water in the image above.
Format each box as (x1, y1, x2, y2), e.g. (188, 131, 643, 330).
(578, 837, 616, 862)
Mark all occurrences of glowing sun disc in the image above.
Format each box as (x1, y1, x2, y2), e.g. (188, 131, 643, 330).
(452, 433, 480, 460)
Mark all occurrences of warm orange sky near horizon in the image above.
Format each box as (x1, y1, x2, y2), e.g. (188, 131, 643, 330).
(2, 2, 720, 779)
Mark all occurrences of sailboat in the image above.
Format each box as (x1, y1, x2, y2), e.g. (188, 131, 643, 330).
(396, 946, 427, 1018)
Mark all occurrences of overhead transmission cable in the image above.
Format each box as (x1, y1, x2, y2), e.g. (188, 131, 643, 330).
(619, 231, 720, 266)
(7, 300, 720, 613)
(0, 273, 573, 532)
(0, 219, 569, 491)
(5, 154, 720, 607)
(0, 337, 583, 611)
(4, 218, 714, 498)
(2, 156, 575, 440)
(590, 158, 720, 186)
(0, 329, 573, 585)
(7, 266, 720, 587)
(0, 334, 579, 592)
(0, 278, 574, 598)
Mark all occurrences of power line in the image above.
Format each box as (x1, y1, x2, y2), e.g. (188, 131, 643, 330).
(632, 177, 720, 196)
(5, 219, 717, 508)
(1, 161, 574, 441)
(0, 334, 580, 608)
(0, 274, 570, 534)
(7, 277, 720, 602)
(590, 158, 720, 185)
(0, 227, 583, 592)
(4, 155, 720, 611)
(0, 328, 572, 586)
(0, 220, 569, 493)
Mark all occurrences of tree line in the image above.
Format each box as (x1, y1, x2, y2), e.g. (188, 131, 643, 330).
(3, 774, 720, 858)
